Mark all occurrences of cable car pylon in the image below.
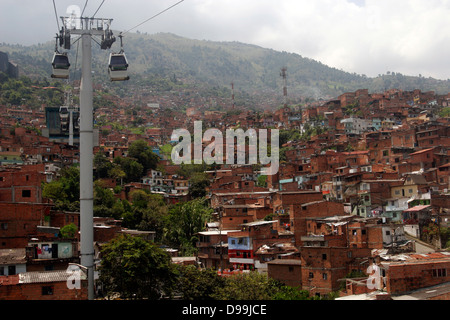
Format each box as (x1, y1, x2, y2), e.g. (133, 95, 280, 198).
(50, 15, 126, 301)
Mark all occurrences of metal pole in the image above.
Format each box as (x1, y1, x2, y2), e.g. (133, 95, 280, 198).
(79, 30, 95, 300)
(69, 107, 74, 146)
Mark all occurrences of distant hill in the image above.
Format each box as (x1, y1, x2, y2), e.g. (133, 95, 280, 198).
(2, 32, 450, 105)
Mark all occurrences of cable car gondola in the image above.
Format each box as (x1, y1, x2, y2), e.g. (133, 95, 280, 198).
(51, 52, 70, 79)
(108, 52, 129, 81)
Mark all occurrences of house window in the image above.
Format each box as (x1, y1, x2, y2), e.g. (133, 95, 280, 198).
(432, 269, 447, 278)
(322, 254, 327, 260)
(1, 223, 7, 230)
(309, 272, 314, 279)
(42, 286, 54, 295)
(323, 273, 328, 280)
(8, 265, 16, 275)
(22, 190, 31, 198)
(289, 266, 294, 272)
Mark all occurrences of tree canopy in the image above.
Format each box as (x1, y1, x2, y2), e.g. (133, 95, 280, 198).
(99, 233, 178, 299)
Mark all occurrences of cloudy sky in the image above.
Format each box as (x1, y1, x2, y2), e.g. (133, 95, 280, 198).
(1, 0, 449, 80)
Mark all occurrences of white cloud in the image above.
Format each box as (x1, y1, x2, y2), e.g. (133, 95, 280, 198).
(1, 0, 449, 79)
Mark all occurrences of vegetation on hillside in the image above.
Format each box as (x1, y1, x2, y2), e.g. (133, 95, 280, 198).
(3, 32, 450, 108)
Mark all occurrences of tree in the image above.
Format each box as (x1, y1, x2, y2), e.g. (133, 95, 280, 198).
(94, 151, 113, 179)
(127, 139, 159, 173)
(176, 265, 225, 300)
(256, 175, 267, 187)
(93, 180, 117, 217)
(42, 165, 80, 211)
(137, 193, 168, 241)
(188, 172, 210, 198)
(211, 272, 278, 300)
(163, 198, 213, 255)
(108, 164, 126, 185)
(60, 223, 78, 239)
(113, 156, 144, 182)
(99, 233, 178, 299)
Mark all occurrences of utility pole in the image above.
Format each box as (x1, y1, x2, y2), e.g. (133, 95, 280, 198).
(280, 67, 288, 108)
(231, 82, 235, 109)
(60, 15, 114, 300)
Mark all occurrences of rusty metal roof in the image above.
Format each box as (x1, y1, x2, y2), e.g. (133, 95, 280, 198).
(0, 248, 26, 265)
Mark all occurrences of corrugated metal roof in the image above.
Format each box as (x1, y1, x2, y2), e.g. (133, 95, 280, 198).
(404, 205, 431, 212)
(19, 269, 87, 284)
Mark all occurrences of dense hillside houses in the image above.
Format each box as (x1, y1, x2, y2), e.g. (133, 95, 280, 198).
(0, 83, 449, 300)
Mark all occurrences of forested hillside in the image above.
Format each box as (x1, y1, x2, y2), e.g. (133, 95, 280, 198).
(2, 32, 450, 105)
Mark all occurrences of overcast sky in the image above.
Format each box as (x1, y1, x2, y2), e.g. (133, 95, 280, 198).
(1, 0, 449, 80)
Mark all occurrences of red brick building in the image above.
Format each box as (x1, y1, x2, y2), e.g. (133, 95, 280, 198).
(0, 267, 88, 300)
(0, 203, 51, 249)
(381, 252, 450, 295)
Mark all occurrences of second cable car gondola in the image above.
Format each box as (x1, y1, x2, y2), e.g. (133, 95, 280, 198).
(51, 52, 70, 79)
(108, 52, 129, 81)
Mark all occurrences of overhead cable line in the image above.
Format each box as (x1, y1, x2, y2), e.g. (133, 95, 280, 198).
(81, 0, 89, 16)
(91, 0, 106, 18)
(52, 0, 60, 30)
(121, 0, 185, 35)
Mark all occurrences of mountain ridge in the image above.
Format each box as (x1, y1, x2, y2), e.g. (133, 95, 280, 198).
(1, 32, 450, 105)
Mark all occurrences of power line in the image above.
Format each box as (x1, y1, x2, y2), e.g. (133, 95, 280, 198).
(52, 0, 60, 30)
(122, 0, 185, 35)
(81, 0, 89, 16)
(91, 0, 106, 18)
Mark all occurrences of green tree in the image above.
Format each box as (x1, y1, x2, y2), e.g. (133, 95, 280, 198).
(60, 223, 78, 239)
(176, 265, 225, 300)
(163, 198, 213, 255)
(42, 165, 80, 211)
(108, 164, 126, 185)
(137, 193, 168, 241)
(188, 172, 210, 198)
(211, 272, 278, 300)
(93, 180, 117, 217)
(94, 151, 113, 179)
(256, 175, 267, 187)
(127, 139, 159, 173)
(99, 233, 178, 299)
(113, 156, 144, 182)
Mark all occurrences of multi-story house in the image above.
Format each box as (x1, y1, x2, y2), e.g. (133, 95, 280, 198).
(227, 220, 285, 272)
(300, 215, 377, 297)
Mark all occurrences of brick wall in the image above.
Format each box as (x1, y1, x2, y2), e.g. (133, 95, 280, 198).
(0, 279, 88, 300)
(0, 203, 50, 249)
(289, 201, 345, 246)
(267, 260, 301, 287)
(301, 246, 349, 295)
(384, 259, 450, 295)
